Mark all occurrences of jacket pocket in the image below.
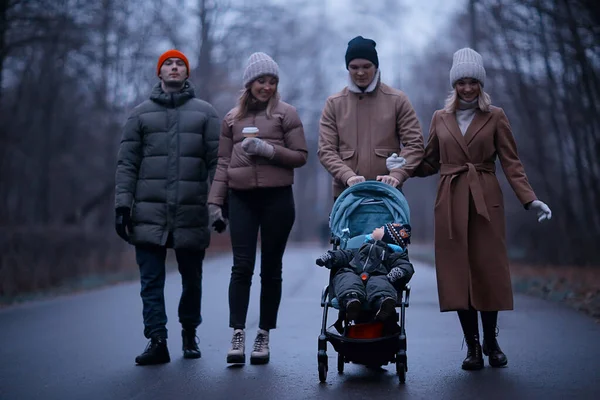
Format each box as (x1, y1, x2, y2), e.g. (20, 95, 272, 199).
(374, 148, 399, 175)
(340, 149, 355, 160)
(374, 148, 399, 158)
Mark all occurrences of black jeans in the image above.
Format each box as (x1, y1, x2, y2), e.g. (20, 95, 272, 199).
(228, 186, 295, 330)
(135, 244, 205, 339)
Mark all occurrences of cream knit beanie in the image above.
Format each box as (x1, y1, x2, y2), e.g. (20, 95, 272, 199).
(449, 48, 486, 87)
(242, 52, 279, 88)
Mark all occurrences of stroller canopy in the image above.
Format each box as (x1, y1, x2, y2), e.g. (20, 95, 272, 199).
(329, 181, 410, 249)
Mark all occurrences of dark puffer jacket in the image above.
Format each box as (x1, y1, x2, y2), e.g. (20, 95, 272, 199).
(115, 81, 220, 250)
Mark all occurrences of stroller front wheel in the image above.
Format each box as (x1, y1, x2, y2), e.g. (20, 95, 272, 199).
(337, 353, 344, 374)
(318, 360, 328, 382)
(318, 350, 328, 382)
(396, 360, 406, 384)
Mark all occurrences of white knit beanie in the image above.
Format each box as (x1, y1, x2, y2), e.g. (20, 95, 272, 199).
(449, 48, 486, 88)
(242, 52, 279, 88)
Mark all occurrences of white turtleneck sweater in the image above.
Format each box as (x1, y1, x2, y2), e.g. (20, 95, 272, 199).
(455, 98, 479, 136)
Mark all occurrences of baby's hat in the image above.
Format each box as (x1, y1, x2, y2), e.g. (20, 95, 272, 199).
(382, 223, 412, 248)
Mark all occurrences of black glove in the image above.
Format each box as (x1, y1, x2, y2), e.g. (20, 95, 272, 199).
(208, 204, 228, 233)
(115, 207, 133, 243)
(316, 250, 335, 268)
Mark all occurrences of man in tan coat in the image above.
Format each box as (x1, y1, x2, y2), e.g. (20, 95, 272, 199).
(318, 35, 424, 198)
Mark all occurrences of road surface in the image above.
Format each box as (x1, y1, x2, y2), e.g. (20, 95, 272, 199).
(1, 244, 599, 399)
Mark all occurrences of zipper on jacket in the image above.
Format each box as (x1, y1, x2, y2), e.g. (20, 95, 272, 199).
(166, 93, 176, 233)
(363, 243, 374, 272)
(252, 113, 258, 186)
(174, 104, 181, 232)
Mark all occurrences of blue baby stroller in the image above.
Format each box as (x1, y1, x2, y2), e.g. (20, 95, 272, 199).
(317, 181, 411, 384)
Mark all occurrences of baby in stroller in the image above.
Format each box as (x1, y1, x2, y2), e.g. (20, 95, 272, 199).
(316, 222, 414, 323)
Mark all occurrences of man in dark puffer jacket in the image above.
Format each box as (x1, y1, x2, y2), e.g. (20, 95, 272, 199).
(115, 49, 220, 365)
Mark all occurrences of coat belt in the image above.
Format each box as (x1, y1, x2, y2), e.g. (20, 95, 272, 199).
(440, 162, 496, 239)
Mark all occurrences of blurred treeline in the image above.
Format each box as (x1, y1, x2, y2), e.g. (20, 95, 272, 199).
(0, 0, 598, 299)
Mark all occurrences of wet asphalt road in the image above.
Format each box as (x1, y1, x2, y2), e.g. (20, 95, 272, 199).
(1, 244, 599, 400)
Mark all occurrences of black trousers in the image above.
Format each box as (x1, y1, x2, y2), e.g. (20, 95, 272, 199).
(228, 186, 295, 330)
(135, 243, 205, 339)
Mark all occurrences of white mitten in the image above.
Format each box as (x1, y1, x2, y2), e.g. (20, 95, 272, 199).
(528, 200, 552, 222)
(241, 137, 275, 159)
(386, 153, 406, 171)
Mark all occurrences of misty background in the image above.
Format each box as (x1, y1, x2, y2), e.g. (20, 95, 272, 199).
(1, 0, 598, 299)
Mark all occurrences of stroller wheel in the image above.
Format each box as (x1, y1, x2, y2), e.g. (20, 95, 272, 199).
(318, 360, 328, 382)
(337, 353, 344, 374)
(318, 350, 328, 382)
(396, 360, 406, 384)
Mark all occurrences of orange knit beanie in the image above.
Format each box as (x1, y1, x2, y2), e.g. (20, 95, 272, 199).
(157, 49, 190, 76)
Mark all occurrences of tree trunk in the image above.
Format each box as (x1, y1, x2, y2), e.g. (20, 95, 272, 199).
(196, 0, 213, 102)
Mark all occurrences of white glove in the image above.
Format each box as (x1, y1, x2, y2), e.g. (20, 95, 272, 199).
(347, 175, 365, 186)
(386, 153, 406, 171)
(241, 137, 275, 159)
(376, 175, 400, 187)
(527, 200, 552, 222)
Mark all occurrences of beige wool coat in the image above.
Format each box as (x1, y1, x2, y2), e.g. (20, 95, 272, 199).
(415, 106, 537, 312)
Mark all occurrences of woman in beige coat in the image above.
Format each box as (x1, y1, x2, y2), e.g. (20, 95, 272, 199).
(413, 48, 552, 370)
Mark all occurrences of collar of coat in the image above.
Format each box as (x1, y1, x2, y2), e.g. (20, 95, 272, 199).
(347, 69, 381, 94)
(150, 80, 195, 107)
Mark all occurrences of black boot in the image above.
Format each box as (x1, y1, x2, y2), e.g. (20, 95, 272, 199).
(457, 310, 483, 370)
(135, 336, 170, 365)
(462, 334, 484, 370)
(343, 292, 362, 322)
(182, 329, 201, 359)
(482, 337, 508, 367)
(481, 311, 508, 367)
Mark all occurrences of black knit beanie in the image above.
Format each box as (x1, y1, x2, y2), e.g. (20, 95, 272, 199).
(382, 223, 411, 248)
(345, 36, 379, 69)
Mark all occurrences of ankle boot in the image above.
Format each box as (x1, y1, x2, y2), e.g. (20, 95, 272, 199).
(182, 329, 201, 359)
(483, 335, 508, 367)
(462, 335, 484, 370)
(135, 336, 171, 365)
(250, 329, 270, 365)
(227, 329, 245, 364)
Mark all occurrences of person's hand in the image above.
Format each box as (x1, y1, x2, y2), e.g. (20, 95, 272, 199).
(376, 175, 400, 187)
(115, 207, 133, 242)
(241, 137, 275, 159)
(346, 175, 365, 186)
(387, 267, 405, 283)
(208, 204, 228, 233)
(527, 199, 552, 222)
(386, 153, 406, 171)
(316, 250, 335, 268)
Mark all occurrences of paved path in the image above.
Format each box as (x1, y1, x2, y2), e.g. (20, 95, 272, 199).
(1, 244, 599, 399)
